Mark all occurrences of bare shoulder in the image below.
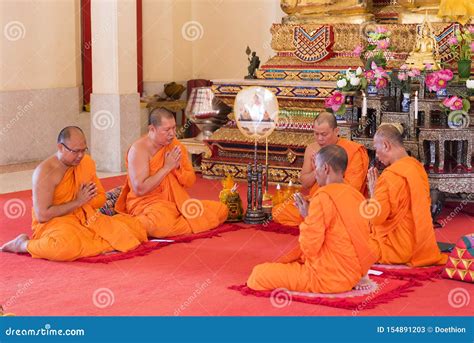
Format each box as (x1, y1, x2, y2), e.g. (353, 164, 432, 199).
(130, 137, 150, 156)
(33, 156, 63, 186)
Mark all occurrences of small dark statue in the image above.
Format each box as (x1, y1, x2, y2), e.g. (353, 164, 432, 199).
(245, 46, 260, 79)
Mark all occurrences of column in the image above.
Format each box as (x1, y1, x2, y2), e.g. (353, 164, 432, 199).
(90, 0, 140, 172)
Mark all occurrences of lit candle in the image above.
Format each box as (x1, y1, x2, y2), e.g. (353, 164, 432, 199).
(414, 91, 418, 121)
(362, 92, 367, 117)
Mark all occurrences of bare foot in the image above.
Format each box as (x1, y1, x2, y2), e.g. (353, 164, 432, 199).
(354, 274, 372, 291)
(0, 234, 29, 253)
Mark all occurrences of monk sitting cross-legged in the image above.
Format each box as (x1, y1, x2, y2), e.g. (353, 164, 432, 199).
(0, 127, 147, 261)
(367, 124, 447, 267)
(272, 112, 369, 226)
(248, 145, 377, 294)
(115, 107, 228, 238)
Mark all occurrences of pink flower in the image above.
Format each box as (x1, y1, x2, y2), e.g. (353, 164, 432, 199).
(376, 39, 390, 50)
(471, 41, 474, 52)
(400, 64, 408, 70)
(438, 69, 454, 81)
(436, 78, 447, 89)
(365, 70, 375, 80)
(376, 26, 388, 34)
(325, 92, 345, 112)
(425, 73, 438, 91)
(398, 73, 408, 81)
(452, 99, 463, 111)
(442, 96, 458, 108)
(468, 26, 474, 34)
(371, 61, 378, 70)
(376, 77, 388, 89)
(374, 67, 388, 79)
(448, 36, 458, 45)
(424, 63, 433, 70)
(353, 45, 363, 56)
(409, 68, 421, 77)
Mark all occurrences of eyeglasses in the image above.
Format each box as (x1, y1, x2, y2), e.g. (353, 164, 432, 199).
(61, 142, 88, 154)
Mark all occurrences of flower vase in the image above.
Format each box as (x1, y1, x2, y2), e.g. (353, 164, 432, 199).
(367, 84, 378, 96)
(436, 88, 448, 99)
(401, 93, 410, 113)
(457, 60, 472, 81)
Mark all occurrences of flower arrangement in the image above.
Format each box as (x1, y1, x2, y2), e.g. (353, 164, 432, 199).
(449, 25, 474, 61)
(355, 26, 392, 68)
(336, 67, 367, 92)
(392, 64, 421, 93)
(425, 68, 454, 92)
(440, 95, 470, 113)
(324, 91, 346, 115)
(365, 62, 389, 89)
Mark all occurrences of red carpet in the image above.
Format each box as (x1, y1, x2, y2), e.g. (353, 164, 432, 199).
(1, 175, 473, 316)
(229, 276, 422, 311)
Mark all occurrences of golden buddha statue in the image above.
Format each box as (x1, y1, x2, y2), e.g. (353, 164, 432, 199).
(405, 19, 441, 70)
(281, 0, 373, 24)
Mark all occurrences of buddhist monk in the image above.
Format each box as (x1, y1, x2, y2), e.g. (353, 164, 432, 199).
(0, 127, 147, 261)
(367, 124, 447, 267)
(272, 112, 369, 226)
(248, 145, 377, 293)
(115, 107, 228, 238)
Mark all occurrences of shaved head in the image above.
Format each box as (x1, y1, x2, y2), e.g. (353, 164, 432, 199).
(316, 145, 348, 173)
(314, 111, 338, 129)
(149, 107, 175, 127)
(375, 124, 403, 146)
(57, 126, 85, 143)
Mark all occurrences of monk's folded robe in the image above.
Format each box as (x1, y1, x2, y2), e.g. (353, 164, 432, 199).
(272, 138, 369, 226)
(115, 138, 228, 238)
(369, 156, 447, 267)
(27, 155, 147, 262)
(248, 183, 377, 294)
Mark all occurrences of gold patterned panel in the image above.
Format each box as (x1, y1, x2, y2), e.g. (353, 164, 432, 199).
(208, 127, 314, 146)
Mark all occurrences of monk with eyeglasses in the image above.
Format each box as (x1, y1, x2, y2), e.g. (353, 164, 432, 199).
(1, 126, 147, 261)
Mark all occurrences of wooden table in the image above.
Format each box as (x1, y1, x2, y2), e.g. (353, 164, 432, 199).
(418, 126, 473, 172)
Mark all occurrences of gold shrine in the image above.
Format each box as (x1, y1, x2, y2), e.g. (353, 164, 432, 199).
(200, 0, 473, 197)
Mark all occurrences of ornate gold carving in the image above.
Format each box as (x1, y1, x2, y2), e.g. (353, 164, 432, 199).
(209, 127, 314, 146)
(287, 151, 297, 163)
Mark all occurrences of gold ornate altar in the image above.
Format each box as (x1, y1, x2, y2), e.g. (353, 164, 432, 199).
(201, 0, 473, 198)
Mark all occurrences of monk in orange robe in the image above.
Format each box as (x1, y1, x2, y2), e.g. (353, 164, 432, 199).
(272, 112, 369, 226)
(367, 124, 447, 267)
(115, 108, 228, 238)
(248, 145, 377, 293)
(0, 127, 147, 261)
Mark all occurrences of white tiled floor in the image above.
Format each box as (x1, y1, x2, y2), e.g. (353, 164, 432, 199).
(0, 170, 125, 194)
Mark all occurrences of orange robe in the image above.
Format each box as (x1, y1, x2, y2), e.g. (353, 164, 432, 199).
(272, 138, 369, 226)
(27, 155, 147, 262)
(115, 138, 228, 238)
(369, 156, 447, 267)
(248, 183, 377, 293)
